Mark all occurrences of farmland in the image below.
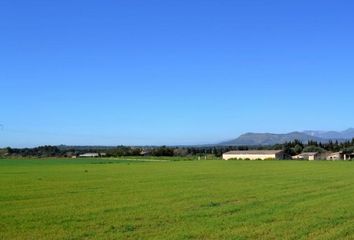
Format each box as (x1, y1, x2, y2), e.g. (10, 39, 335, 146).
(1, 158, 354, 239)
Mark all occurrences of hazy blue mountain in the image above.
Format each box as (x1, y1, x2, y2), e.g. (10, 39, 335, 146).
(220, 132, 321, 146)
(303, 128, 354, 139)
(220, 129, 354, 146)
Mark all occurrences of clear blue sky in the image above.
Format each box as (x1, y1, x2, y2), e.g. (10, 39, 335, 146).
(1, 0, 354, 147)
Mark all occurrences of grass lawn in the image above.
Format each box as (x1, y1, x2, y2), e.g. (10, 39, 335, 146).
(1, 158, 354, 239)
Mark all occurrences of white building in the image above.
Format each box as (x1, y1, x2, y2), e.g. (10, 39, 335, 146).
(292, 152, 320, 160)
(223, 150, 285, 160)
(344, 152, 354, 160)
(79, 153, 100, 158)
(326, 152, 342, 160)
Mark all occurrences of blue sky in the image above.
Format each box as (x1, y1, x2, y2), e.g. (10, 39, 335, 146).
(1, 0, 354, 147)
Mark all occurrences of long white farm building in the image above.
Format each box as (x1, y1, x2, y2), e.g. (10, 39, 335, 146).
(223, 150, 285, 160)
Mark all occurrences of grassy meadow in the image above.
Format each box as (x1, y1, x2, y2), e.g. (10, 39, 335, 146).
(1, 158, 354, 239)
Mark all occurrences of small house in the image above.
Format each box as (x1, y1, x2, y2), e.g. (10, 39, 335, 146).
(293, 152, 320, 160)
(326, 152, 342, 160)
(344, 152, 354, 160)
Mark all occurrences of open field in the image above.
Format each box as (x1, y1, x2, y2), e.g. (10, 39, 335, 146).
(1, 158, 354, 239)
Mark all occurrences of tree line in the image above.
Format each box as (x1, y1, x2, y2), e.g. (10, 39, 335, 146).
(1, 139, 354, 158)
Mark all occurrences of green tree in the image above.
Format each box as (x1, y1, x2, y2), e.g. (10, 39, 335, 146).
(303, 145, 325, 153)
(294, 144, 303, 155)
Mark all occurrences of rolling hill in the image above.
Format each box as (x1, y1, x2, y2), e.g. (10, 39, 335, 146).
(220, 129, 354, 146)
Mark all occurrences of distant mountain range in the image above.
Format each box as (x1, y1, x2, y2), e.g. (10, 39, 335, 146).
(219, 128, 354, 146)
(303, 128, 354, 139)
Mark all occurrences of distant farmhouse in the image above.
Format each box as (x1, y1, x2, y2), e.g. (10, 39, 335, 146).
(293, 151, 354, 161)
(326, 152, 342, 160)
(78, 153, 106, 158)
(344, 152, 354, 160)
(222, 150, 354, 161)
(292, 152, 321, 160)
(327, 152, 354, 160)
(223, 150, 285, 160)
(140, 150, 151, 156)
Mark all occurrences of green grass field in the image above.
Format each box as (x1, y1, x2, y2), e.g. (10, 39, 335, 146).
(1, 158, 354, 240)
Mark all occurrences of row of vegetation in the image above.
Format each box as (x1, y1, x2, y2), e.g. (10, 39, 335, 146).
(1, 139, 354, 158)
